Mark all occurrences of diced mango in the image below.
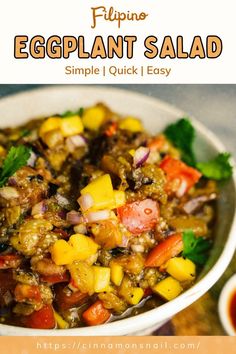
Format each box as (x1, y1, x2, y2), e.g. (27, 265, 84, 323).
(39, 117, 61, 138)
(82, 107, 106, 131)
(119, 276, 144, 305)
(166, 257, 196, 282)
(125, 287, 144, 305)
(152, 276, 183, 301)
(110, 263, 124, 286)
(80, 174, 115, 211)
(119, 117, 144, 132)
(93, 266, 111, 293)
(50, 240, 75, 265)
(53, 310, 69, 329)
(68, 234, 99, 261)
(60, 115, 84, 137)
(113, 190, 126, 208)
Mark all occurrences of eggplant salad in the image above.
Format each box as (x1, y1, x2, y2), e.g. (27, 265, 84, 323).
(0, 103, 233, 329)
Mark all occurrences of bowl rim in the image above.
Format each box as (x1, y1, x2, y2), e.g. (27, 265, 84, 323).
(218, 274, 236, 336)
(0, 85, 236, 336)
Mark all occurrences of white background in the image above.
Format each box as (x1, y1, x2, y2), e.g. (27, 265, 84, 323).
(0, 0, 235, 83)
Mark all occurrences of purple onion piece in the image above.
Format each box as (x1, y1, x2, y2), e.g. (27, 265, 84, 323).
(66, 210, 83, 225)
(133, 147, 150, 168)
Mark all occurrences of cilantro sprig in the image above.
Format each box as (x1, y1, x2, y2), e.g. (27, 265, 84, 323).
(197, 153, 233, 181)
(182, 230, 211, 265)
(60, 107, 84, 118)
(164, 118, 196, 167)
(0, 145, 31, 187)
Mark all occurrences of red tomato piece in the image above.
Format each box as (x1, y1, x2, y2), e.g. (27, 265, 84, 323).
(145, 233, 183, 267)
(160, 156, 202, 197)
(0, 255, 22, 269)
(40, 272, 69, 285)
(117, 199, 159, 235)
(54, 284, 88, 311)
(82, 300, 111, 326)
(23, 305, 55, 329)
(14, 284, 41, 303)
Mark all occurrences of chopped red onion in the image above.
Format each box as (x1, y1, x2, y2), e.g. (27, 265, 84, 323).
(0, 187, 19, 200)
(66, 135, 87, 152)
(78, 193, 94, 212)
(55, 193, 70, 207)
(31, 200, 47, 216)
(86, 210, 110, 223)
(66, 210, 84, 225)
(133, 147, 150, 168)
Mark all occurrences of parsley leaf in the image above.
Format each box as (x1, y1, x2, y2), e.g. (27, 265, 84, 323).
(197, 153, 233, 181)
(164, 118, 196, 166)
(60, 107, 84, 118)
(182, 229, 211, 265)
(0, 145, 31, 187)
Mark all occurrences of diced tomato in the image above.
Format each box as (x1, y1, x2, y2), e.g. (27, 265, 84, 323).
(14, 284, 41, 303)
(117, 199, 159, 235)
(40, 272, 69, 285)
(104, 122, 118, 137)
(148, 135, 166, 151)
(23, 305, 55, 329)
(82, 300, 111, 326)
(160, 156, 202, 197)
(145, 233, 183, 267)
(0, 255, 22, 269)
(54, 284, 88, 310)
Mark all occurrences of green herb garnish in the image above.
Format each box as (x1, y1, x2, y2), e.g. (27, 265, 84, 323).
(197, 152, 233, 181)
(164, 118, 196, 166)
(60, 107, 84, 118)
(182, 229, 211, 265)
(0, 145, 31, 187)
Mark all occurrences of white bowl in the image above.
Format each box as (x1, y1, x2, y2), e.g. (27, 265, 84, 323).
(219, 274, 236, 336)
(0, 86, 236, 336)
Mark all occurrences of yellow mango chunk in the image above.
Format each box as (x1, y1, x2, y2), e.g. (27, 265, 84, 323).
(60, 115, 84, 137)
(119, 117, 144, 132)
(153, 276, 183, 301)
(81, 174, 115, 211)
(93, 266, 111, 292)
(82, 107, 106, 131)
(53, 310, 69, 329)
(113, 190, 126, 208)
(39, 117, 61, 138)
(50, 240, 75, 265)
(166, 257, 196, 282)
(68, 234, 99, 261)
(125, 287, 144, 305)
(110, 262, 124, 286)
